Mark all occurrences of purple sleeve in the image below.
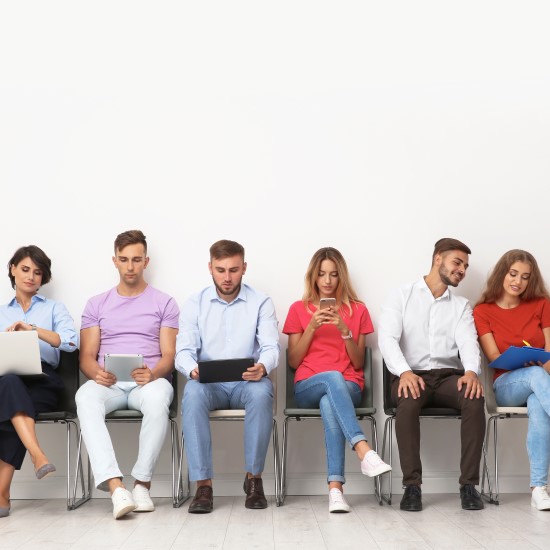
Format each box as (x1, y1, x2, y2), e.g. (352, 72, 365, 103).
(161, 296, 180, 329)
(81, 297, 99, 330)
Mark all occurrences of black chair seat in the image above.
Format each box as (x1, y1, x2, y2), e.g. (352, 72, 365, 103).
(37, 411, 77, 421)
(284, 406, 377, 418)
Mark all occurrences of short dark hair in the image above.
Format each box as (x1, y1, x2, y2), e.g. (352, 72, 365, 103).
(432, 237, 471, 263)
(114, 230, 147, 254)
(209, 240, 245, 261)
(8, 245, 52, 289)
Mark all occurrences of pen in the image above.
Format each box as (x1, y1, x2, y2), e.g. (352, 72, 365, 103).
(523, 340, 532, 347)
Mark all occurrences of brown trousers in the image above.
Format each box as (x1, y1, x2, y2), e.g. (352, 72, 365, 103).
(391, 368, 485, 487)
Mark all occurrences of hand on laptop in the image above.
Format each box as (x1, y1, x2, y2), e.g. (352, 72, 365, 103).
(5, 321, 33, 332)
(242, 363, 266, 382)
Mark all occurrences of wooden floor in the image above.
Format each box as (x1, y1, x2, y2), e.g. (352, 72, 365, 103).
(1, 493, 549, 549)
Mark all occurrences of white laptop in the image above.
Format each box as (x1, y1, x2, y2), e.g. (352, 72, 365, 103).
(0, 330, 43, 376)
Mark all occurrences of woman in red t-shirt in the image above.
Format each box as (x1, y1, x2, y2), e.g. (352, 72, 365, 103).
(473, 249, 550, 510)
(283, 247, 390, 513)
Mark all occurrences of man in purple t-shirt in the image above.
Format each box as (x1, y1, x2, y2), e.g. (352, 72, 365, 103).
(75, 230, 179, 519)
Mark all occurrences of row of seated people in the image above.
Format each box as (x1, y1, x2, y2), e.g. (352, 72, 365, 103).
(1, 233, 549, 520)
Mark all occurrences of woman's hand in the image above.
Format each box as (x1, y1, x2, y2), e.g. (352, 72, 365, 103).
(307, 308, 332, 331)
(320, 307, 351, 337)
(5, 321, 33, 332)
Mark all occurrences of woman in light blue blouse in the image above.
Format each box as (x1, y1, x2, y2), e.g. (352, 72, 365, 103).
(0, 245, 77, 518)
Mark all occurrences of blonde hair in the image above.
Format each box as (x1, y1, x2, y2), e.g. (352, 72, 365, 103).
(302, 247, 363, 315)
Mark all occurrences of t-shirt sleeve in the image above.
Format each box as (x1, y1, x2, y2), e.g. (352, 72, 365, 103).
(541, 299, 550, 329)
(359, 304, 374, 335)
(473, 304, 492, 337)
(161, 296, 180, 329)
(282, 302, 305, 334)
(80, 297, 99, 330)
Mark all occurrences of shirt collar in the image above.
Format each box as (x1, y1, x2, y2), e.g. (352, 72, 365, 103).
(416, 277, 450, 301)
(207, 284, 247, 305)
(8, 293, 46, 308)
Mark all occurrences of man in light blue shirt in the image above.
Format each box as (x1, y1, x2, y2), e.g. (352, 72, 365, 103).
(176, 240, 279, 513)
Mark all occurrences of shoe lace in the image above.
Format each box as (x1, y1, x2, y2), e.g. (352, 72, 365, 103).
(330, 489, 346, 504)
(462, 484, 479, 497)
(366, 452, 384, 466)
(406, 485, 421, 497)
(247, 477, 263, 493)
(197, 486, 211, 498)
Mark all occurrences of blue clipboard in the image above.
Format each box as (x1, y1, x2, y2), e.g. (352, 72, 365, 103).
(488, 346, 550, 370)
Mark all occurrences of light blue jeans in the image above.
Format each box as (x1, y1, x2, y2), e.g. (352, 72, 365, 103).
(494, 366, 550, 487)
(294, 371, 367, 484)
(182, 378, 273, 481)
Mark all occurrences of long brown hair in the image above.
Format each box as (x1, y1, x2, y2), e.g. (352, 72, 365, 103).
(302, 247, 363, 315)
(477, 249, 550, 305)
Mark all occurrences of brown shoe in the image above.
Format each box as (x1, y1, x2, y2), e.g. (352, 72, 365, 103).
(188, 485, 213, 514)
(243, 475, 268, 509)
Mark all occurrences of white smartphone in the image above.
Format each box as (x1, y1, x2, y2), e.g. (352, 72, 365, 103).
(319, 298, 336, 310)
(104, 354, 143, 382)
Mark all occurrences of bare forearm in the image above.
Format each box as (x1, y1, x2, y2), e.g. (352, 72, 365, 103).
(288, 328, 315, 368)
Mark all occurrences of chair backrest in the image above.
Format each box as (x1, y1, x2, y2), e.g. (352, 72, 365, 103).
(285, 347, 373, 409)
(56, 349, 80, 413)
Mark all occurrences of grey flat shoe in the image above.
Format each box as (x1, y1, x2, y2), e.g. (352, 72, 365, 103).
(0, 502, 10, 518)
(35, 463, 56, 480)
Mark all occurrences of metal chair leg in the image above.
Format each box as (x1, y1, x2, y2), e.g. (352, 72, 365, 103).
(171, 419, 190, 508)
(380, 416, 393, 505)
(68, 425, 91, 510)
(280, 417, 292, 505)
(272, 419, 281, 506)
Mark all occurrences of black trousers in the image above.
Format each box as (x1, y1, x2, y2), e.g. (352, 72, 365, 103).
(0, 363, 63, 469)
(391, 368, 486, 487)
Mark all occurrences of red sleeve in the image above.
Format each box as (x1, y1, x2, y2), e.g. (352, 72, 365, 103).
(359, 304, 374, 335)
(473, 304, 492, 337)
(541, 299, 550, 329)
(282, 302, 306, 334)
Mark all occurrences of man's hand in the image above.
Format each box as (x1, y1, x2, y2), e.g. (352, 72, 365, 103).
(95, 369, 116, 387)
(190, 368, 200, 381)
(242, 363, 267, 382)
(457, 371, 484, 399)
(398, 370, 426, 399)
(132, 366, 154, 385)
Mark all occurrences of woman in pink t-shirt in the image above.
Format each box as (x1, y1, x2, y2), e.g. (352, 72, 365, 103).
(474, 249, 550, 511)
(283, 247, 390, 513)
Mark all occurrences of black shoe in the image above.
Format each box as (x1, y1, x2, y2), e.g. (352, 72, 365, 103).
(400, 485, 422, 511)
(243, 475, 268, 509)
(188, 485, 213, 514)
(460, 484, 484, 510)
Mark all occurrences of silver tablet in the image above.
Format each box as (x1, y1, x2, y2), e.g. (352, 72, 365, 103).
(104, 353, 143, 382)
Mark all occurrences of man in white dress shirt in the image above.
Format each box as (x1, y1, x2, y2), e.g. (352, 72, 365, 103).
(378, 238, 485, 512)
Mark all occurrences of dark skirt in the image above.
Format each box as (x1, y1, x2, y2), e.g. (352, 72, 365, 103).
(0, 363, 63, 469)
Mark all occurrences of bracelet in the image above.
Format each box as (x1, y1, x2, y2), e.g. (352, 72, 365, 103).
(341, 330, 353, 340)
(31, 324, 37, 331)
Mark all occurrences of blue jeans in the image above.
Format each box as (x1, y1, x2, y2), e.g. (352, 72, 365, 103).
(182, 378, 273, 481)
(494, 366, 550, 487)
(294, 371, 366, 484)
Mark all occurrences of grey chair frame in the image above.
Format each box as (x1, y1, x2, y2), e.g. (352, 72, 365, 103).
(77, 372, 190, 508)
(480, 362, 528, 505)
(380, 361, 461, 505)
(179, 371, 281, 506)
(280, 347, 381, 505)
(36, 349, 91, 510)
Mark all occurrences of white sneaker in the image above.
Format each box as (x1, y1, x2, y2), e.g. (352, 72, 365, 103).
(360, 450, 392, 477)
(531, 486, 550, 511)
(132, 484, 155, 512)
(111, 487, 136, 519)
(329, 488, 350, 513)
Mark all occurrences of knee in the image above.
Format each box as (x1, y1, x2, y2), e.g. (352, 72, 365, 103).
(182, 380, 208, 414)
(0, 373, 25, 391)
(75, 381, 99, 411)
(527, 394, 549, 422)
(461, 395, 485, 416)
(242, 380, 273, 408)
(530, 367, 550, 388)
(141, 381, 172, 416)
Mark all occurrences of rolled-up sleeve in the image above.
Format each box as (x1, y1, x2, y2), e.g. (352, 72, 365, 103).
(256, 297, 280, 375)
(455, 302, 481, 374)
(175, 296, 201, 379)
(53, 302, 78, 352)
(378, 288, 411, 377)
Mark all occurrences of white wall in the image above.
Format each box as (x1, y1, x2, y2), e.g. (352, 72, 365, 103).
(2, 1, 549, 498)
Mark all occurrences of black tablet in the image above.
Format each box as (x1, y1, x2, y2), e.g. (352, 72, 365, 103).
(197, 358, 255, 383)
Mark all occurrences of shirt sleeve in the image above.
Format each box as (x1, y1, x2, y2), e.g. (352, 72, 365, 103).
(161, 296, 180, 329)
(256, 297, 280, 374)
(378, 287, 412, 376)
(541, 299, 550, 329)
(52, 301, 78, 352)
(473, 304, 491, 337)
(359, 304, 374, 335)
(455, 302, 481, 374)
(282, 302, 304, 334)
(81, 297, 99, 330)
(175, 295, 201, 379)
